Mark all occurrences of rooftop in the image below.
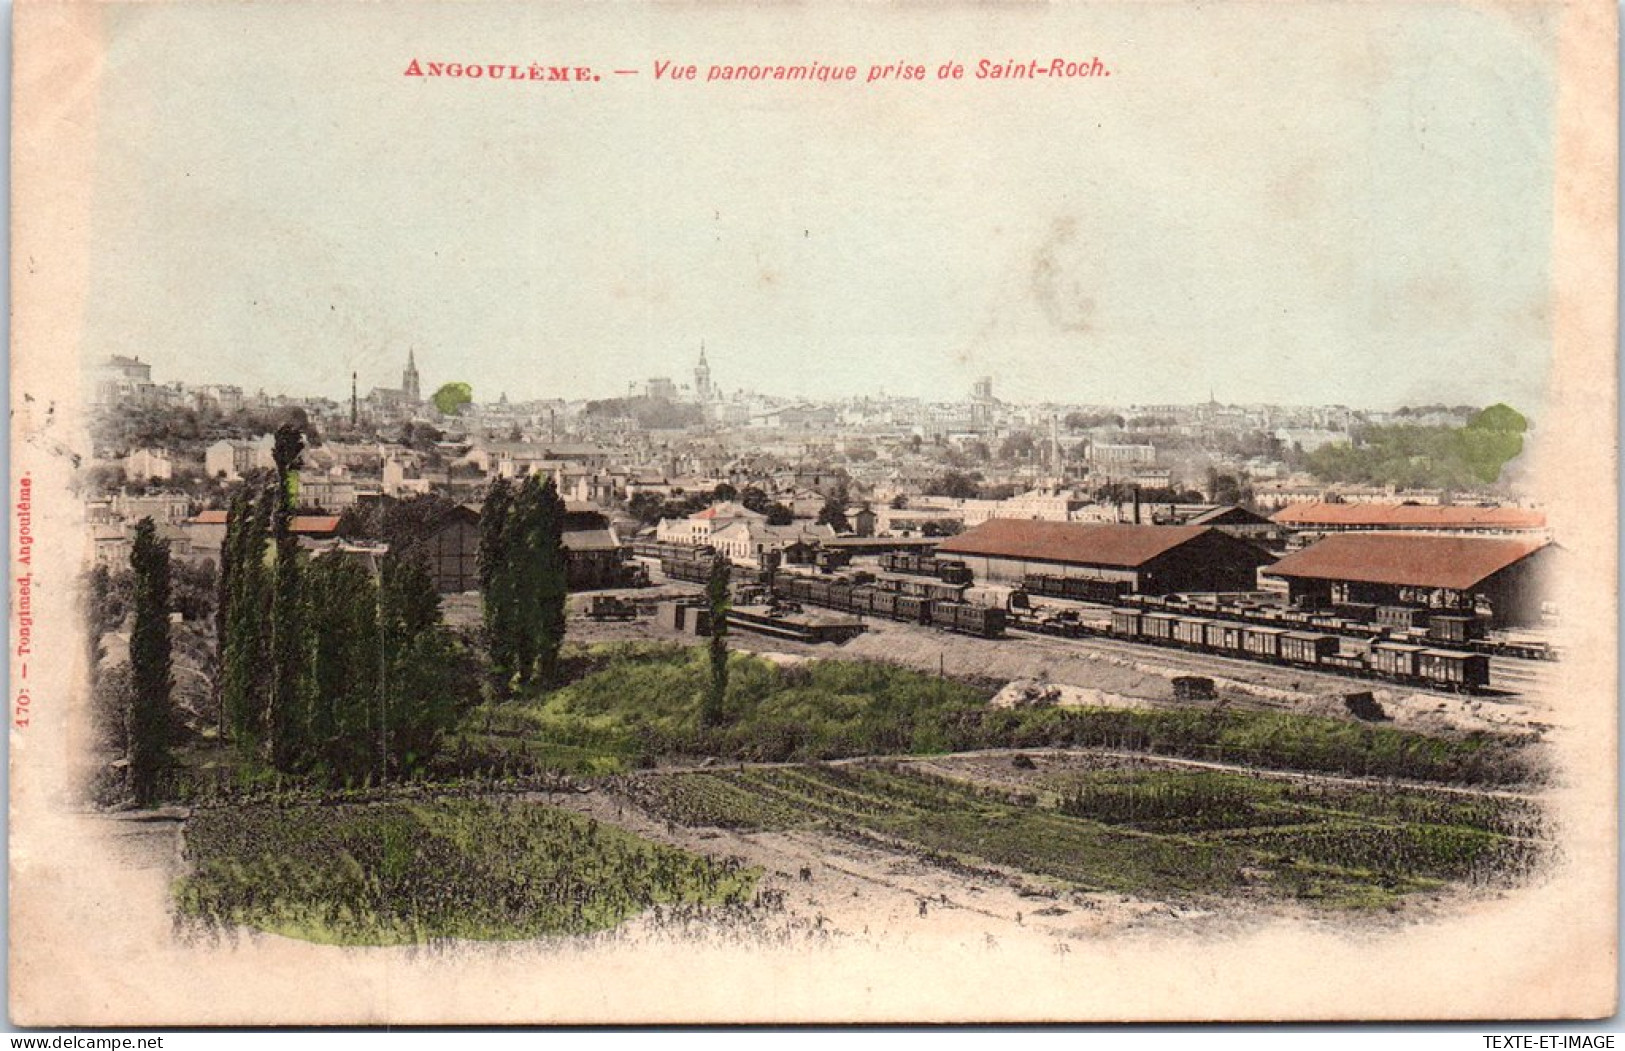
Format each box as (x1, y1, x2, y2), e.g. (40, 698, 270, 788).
(1262, 534, 1551, 590)
(936, 520, 1219, 569)
(1271, 502, 1546, 531)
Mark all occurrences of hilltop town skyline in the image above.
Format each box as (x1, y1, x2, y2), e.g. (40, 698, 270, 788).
(97, 344, 1529, 418)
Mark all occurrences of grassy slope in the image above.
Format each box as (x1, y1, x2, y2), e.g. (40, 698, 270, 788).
(454, 642, 1537, 786)
(174, 797, 758, 945)
(622, 763, 1545, 909)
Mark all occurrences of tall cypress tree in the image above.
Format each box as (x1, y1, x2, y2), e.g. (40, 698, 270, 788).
(301, 552, 379, 783)
(379, 553, 466, 777)
(477, 477, 517, 691)
(533, 476, 569, 687)
(127, 518, 173, 807)
(267, 424, 305, 771)
(508, 475, 543, 689)
(221, 487, 272, 749)
(701, 555, 731, 730)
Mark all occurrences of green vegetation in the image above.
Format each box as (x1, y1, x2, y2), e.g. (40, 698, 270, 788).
(268, 424, 305, 771)
(127, 518, 174, 807)
(458, 642, 992, 773)
(1305, 403, 1529, 488)
(703, 557, 731, 730)
(479, 473, 569, 693)
(458, 643, 1536, 785)
(430, 381, 473, 417)
(622, 763, 1544, 908)
(175, 797, 758, 945)
(215, 451, 477, 784)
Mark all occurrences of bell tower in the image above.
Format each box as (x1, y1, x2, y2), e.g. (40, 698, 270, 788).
(694, 342, 713, 402)
(403, 349, 421, 402)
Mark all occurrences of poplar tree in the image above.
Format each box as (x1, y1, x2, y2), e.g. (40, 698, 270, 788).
(301, 553, 379, 782)
(478, 477, 517, 690)
(532, 476, 569, 687)
(702, 555, 731, 730)
(127, 518, 173, 807)
(267, 424, 305, 771)
(379, 553, 468, 777)
(221, 487, 272, 749)
(507, 475, 543, 688)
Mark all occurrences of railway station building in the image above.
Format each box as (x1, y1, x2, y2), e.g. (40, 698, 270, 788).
(934, 519, 1276, 594)
(1260, 533, 1555, 627)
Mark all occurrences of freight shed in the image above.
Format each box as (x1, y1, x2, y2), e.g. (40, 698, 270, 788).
(934, 520, 1276, 594)
(1260, 533, 1554, 627)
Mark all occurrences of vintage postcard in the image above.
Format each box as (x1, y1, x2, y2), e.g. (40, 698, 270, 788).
(9, 0, 1618, 1026)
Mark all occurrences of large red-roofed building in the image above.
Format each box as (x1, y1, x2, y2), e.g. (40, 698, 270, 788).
(1271, 501, 1547, 536)
(1261, 533, 1554, 626)
(934, 520, 1276, 594)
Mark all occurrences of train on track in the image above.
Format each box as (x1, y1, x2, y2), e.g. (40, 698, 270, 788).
(1117, 593, 1552, 662)
(877, 550, 974, 585)
(651, 550, 1496, 690)
(1106, 608, 1491, 692)
(657, 551, 1005, 636)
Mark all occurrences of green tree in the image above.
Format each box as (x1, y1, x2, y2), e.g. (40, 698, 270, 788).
(221, 487, 273, 749)
(300, 553, 380, 783)
(926, 471, 981, 499)
(379, 553, 474, 776)
(478, 478, 518, 691)
(127, 518, 173, 807)
(626, 490, 669, 525)
(267, 424, 306, 770)
(530, 476, 570, 687)
(816, 497, 850, 533)
(739, 486, 772, 515)
(507, 476, 544, 687)
(431, 381, 474, 417)
(85, 564, 116, 690)
(702, 555, 731, 730)
(488, 473, 569, 691)
(1469, 403, 1528, 433)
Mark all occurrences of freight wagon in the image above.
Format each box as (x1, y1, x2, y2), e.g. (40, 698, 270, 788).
(877, 551, 974, 584)
(1107, 608, 1490, 692)
(932, 601, 1007, 638)
(1416, 649, 1491, 689)
(1377, 606, 1432, 630)
(1022, 574, 1130, 605)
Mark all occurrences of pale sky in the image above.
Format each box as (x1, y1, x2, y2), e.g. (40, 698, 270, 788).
(83, 1, 1559, 414)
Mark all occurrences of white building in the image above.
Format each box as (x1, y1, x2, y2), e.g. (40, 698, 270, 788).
(709, 521, 836, 566)
(204, 436, 275, 481)
(655, 501, 767, 547)
(123, 448, 174, 482)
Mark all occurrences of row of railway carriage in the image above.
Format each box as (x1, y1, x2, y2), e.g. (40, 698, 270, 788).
(652, 549, 1491, 691)
(1108, 609, 1490, 690)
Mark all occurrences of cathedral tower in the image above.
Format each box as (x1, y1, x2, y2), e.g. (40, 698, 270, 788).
(403, 349, 421, 402)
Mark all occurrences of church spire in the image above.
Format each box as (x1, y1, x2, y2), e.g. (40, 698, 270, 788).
(402, 348, 421, 402)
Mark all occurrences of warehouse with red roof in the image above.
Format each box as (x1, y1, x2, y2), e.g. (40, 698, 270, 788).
(1271, 501, 1547, 535)
(1261, 533, 1554, 627)
(934, 520, 1276, 594)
